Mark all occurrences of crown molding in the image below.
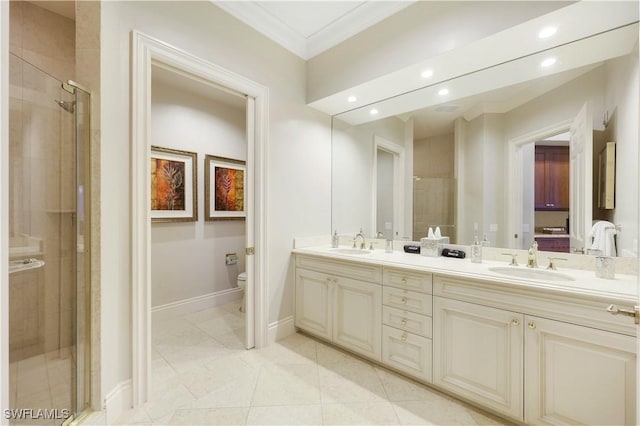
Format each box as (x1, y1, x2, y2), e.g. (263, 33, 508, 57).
(213, 1, 415, 60)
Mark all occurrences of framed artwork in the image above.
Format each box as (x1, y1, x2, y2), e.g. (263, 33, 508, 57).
(150, 146, 197, 222)
(205, 155, 246, 221)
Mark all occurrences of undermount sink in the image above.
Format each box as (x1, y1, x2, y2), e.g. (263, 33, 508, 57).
(330, 248, 372, 255)
(488, 266, 575, 282)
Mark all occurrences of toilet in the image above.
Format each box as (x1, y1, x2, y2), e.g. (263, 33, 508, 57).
(237, 272, 247, 312)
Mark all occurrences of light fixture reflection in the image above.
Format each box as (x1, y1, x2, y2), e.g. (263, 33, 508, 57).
(538, 26, 557, 39)
(438, 88, 449, 96)
(421, 69, 434, 79)
(347, 95, 357, 103)
(370, 108, 379, 115)
(541, 57, 556, 67)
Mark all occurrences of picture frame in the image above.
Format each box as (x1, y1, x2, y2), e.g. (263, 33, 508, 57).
(205, 155, 246, 221)
(150, 146, 197, 222)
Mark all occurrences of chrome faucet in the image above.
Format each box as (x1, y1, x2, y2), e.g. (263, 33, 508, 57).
(527, 241, 539, 268)
(353, 228, 366, 249)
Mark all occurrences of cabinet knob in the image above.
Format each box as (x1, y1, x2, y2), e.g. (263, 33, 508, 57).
(401, 277, 407, 285)
(401, 318, 407, 325)
(400, 332, 408, 341)
(511, 318, 520, 326)
(400, 297, 407, 304)
(528, 322, 536, 329)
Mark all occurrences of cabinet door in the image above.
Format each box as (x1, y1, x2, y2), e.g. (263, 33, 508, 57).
(525, 316, 636, 425)
(333, 277, 382, 361)
(535, 146, 569, 211)
(546, 148, 569, 210)
(433, 297, 523, 420)
(295, 269, 332, 341)
(535, 150, 548, 210)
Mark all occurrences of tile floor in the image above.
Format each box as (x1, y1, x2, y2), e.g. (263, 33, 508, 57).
(9, 347, 74, 425)
(108, 301, 510, 425)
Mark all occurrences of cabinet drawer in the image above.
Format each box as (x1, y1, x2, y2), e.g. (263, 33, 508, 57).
(296, 255, 382, 283)
(382, 305, 432, 338)
(383, 268, 433, 294)
(383, 287, 432, 316)
(382, 325, 432, 383)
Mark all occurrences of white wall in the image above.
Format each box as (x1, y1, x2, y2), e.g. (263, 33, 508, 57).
(100, 0, 331, 405)
(332, 116, 410, 238)
(604, 50, 639, 256)
(150, 79, 246, 307)
(457, 116, 484, 245)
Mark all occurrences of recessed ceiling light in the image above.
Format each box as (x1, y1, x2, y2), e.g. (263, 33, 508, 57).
(370, 108, 379, 115)
(538, 26, 557, 39)
(541, 57, 556, 67)
(347, 95, 357, 103)
(438, 88, 449, 96)
(421, 69, 434, 79)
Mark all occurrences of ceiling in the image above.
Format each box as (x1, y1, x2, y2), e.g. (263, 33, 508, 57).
(213, 1, 415, 59)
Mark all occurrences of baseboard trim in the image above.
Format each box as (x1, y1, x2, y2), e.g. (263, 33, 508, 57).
(267, 316, 295, 344)
(152, 288, 242, 323)
(104, 379, 132, 425)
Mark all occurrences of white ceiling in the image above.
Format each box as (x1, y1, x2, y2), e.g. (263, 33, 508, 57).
(213, 1, 415, 59)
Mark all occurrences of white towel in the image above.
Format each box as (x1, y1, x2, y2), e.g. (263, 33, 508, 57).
(589, 221, 617, 256)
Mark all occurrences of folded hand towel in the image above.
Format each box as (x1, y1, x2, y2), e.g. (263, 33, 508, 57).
(589, 221, 617, 256)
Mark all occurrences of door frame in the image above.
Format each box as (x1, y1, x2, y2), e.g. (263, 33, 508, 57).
(505, 119, 571, 249)
(131, 31, 268, 406)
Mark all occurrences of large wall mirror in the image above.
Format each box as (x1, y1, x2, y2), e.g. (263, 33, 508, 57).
(332, 21, 638, 258)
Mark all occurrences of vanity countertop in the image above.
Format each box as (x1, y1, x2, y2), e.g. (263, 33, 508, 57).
(293, 245, 637, 303)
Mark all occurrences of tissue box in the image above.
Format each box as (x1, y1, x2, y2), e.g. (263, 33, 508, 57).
(420, 237, 450, 257)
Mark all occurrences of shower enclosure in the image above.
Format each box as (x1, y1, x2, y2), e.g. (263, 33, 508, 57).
(8, 53, 90, 424)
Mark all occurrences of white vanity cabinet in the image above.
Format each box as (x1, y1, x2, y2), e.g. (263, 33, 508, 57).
(524, 316, 636, 425)
(433, 274, 637, 424)
(433, 297, 523, 419)
(295, 255, 382, 361)
(381, 268, 433, 382)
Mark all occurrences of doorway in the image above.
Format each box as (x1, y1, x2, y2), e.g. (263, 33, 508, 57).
(149, 63, 249, 356)
(131, 31, 268, 406)
(373, 136, 405, 240)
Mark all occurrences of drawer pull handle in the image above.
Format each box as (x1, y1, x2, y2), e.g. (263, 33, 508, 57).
(528, 322, 536, 329)
(401, 332, 408, 341)
(511, 319, 520, 326)
(401, 277, 407, 285)
(606, 304, 640, 324)
(401, 318, 407, 325)
(400, 297, 407, 304)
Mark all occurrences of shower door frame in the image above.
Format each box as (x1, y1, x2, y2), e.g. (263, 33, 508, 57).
(130, 30, 269, 407)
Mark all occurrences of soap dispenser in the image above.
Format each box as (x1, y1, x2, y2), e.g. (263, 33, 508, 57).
(471, 236, 482, 263)
(331, 230, 339, 248)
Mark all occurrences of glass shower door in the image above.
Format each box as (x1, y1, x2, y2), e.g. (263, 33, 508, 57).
(8, 53, 86, 425)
